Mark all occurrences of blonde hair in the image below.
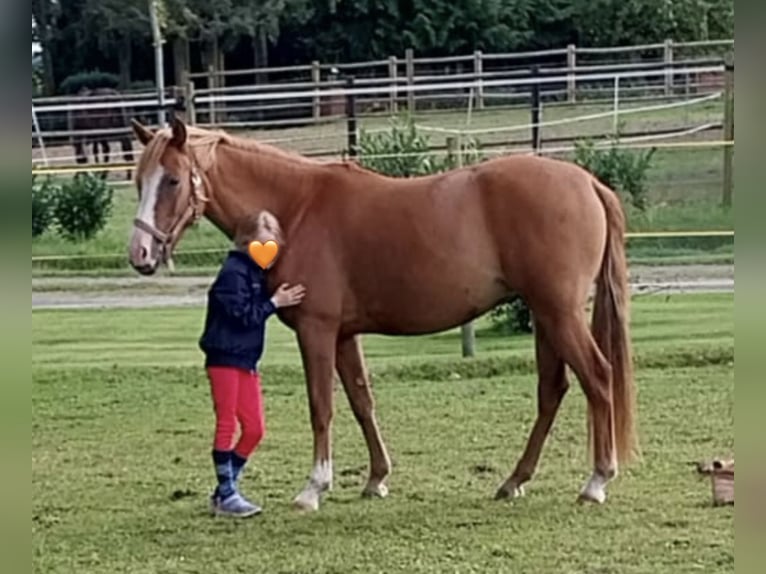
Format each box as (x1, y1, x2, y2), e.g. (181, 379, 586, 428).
(234, 211, 283, 250)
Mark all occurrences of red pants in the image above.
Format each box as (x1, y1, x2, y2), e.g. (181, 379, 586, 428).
(207, 367, 265, 458)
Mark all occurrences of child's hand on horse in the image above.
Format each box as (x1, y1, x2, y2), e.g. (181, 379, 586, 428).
(272, 284, 307, 308)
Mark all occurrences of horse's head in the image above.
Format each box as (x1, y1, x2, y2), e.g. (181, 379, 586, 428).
(128, 117, 207, 275)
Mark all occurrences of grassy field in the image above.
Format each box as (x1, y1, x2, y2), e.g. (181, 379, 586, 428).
(33, 294, 734, 573)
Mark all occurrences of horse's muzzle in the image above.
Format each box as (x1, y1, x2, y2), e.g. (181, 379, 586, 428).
(130, 261, 159, 276)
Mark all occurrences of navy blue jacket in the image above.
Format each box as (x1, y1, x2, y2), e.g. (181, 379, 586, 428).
(199, 250, 277, 372)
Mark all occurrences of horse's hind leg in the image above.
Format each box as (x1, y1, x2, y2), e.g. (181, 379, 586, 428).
(120, 137, 134, 181)
(99, 141, 110, 179)
(496, 323, 569, 500)
(536, 310, 617, 504)
(74, 139, 87, 165)
(336, 335, 391, 498)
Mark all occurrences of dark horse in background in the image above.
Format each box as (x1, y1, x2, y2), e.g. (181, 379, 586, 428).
(72, 88, 134, 180)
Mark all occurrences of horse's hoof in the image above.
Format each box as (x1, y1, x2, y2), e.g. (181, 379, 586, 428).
(577, 489, 607, 505)
(577, 472, 609, 504)
(361, 482, 389, 499)
(292, 492, 320, 512)
(494, 484, 525, 500)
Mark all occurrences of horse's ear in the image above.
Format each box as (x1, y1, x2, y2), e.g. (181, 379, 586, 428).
(131, 119, 154, 146)
(170, 115, 187, 149)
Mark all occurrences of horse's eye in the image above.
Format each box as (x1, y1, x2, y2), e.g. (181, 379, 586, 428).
(167, 176, 181, 187)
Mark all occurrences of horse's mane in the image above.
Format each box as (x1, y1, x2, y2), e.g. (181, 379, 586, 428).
(136, 124, 383, 188)
(137, 125, 325, 175)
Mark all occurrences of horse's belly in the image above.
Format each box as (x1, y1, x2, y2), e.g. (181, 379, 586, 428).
(351, 268, 508, 335)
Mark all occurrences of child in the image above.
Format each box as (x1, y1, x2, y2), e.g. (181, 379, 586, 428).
(199, 211, 306, 517)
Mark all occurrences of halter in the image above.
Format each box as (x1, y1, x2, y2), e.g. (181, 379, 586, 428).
(133, 154, 209, 270)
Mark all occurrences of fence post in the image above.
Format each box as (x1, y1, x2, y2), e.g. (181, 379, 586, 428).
(388, 56, 398, 114)
(207, 64, 217, 126)
(567, 44, 577, 103)
(664, 38, 674, 96)
(612, 75, 620, 135)
(186, 81, 196, 125)
(530, 66, 542, 153)
(405, 48, 415, 113)
(447, 136, 476, 358)
(345, 76, 358, 158)
(722, 55, 734, 207)
(473, 50, 484, 109)
(312, 61, 321, 123)
(171, 86, 185, 121)
(66, 106, 74, 149)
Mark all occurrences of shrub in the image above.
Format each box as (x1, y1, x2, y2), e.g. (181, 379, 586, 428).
(574, 138, 656, 211)
(32, 176, 58, 237)
(59, 71, 120, 95)
(359, 116, 442, 177)
(54, 174, 113, 241)
(489, 295, 534, 335)
(32, 56, 44, 97)
(359, 116, 485, 177)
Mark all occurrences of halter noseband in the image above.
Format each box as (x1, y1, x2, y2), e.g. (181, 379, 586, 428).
(133, 158, 209, 270)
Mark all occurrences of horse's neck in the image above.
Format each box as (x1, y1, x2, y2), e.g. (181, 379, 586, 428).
(204, 144, 321, 236)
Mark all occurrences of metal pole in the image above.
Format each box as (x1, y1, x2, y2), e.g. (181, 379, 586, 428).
(345, 76, 358, 157)
(451, 134, 476, 358)
(32, 105, 49, 167)
(148, 0, 167, 127)
(722, 56, 734, 207)
(531, 66, 541, 154)
(613, 75, 620, 135)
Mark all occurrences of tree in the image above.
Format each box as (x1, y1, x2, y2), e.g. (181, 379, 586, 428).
(38, 0, 735, 92)
(571, 0, 733, 47)
(31, 0, 60, 95)
(229, 1, 311, 77)
(81, 0, 150, 88)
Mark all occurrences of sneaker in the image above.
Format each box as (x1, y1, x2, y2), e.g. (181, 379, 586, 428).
(212, 492, 262, 518)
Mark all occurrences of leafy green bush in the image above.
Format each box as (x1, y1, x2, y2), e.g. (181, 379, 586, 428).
(359, 116, 442, 177)
(33, 56, 44, 97)
(359, 115, 484, 177)
(489, 295, 533, 335)
(54, 174, 113, 241)
(574, 138, 656, 211)
(32, 176, 58, 237)
(59, 71, 120, 95)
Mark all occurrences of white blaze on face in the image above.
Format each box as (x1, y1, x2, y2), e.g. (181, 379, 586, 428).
(137, 166, 165, 229)
(129, 166, 165, 268)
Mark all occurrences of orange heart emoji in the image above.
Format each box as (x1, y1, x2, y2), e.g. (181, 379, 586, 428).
(248, 240, 279, 269)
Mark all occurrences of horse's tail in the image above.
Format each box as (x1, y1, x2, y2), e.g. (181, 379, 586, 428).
(591, 178, 638, 465)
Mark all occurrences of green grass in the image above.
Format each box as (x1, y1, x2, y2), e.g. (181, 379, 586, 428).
(33, 294, 733, 573)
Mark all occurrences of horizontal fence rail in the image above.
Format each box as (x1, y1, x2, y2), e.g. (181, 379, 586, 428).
(31, 138, 735, 176)
(189, 66, 725, 106)
(30, 231, 735, 264)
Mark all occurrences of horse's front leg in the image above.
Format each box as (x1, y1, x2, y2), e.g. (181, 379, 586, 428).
(293, 319, 338, 512)
(336, 335, 391, 498)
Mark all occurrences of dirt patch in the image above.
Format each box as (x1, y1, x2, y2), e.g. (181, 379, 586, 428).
(31, 264, 733, 310)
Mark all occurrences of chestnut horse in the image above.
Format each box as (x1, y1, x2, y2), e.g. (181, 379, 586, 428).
(128, 117, 637, 511)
